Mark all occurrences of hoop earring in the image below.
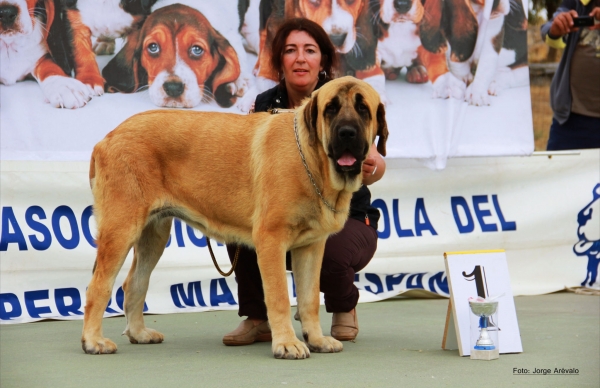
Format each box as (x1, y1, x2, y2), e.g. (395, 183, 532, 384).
(319, 70, 327, 81)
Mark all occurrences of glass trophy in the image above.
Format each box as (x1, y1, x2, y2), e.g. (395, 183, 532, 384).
(469, 298, 499, 360)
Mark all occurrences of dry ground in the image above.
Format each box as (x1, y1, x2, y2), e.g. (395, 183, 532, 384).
(530, 74, 553, 151)
(528, 22, 561, 151)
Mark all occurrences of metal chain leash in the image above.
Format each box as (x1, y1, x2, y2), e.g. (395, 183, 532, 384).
(292, 115, 339, 213)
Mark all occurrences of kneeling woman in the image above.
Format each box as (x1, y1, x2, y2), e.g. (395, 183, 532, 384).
(223, 18, 386, 345)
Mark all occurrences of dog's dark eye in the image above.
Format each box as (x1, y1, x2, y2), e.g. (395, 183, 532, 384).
(345, 0, 356, 5)
(357, 103, 368, 112)
(325, 103, 337, 114)
(190, 46, 204, 58)
(147, 43, 160, 55)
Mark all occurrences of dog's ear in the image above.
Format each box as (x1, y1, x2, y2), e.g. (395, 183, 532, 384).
(303, 91, 319, 145)
(419, 0, 447, 54)
(344, 1, 378, 72)
(445, 0, 478, 61)
(121, 0, 156, 15)
(207, 32, 241, 108)
(44, 0, 74, 76)
(102, 28, 148, 93)
(376, 103, 388, 157)
(285, 0, 299, 19)
(42, 0, 55, 39)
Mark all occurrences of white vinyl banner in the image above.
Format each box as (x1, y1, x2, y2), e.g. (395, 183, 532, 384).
(0, 0, 533, 169)
(1, 150, 599, 324)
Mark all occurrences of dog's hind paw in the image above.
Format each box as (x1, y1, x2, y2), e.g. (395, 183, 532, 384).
(272, 339, 311, 360)
(81, 337, 118, 354)
(305, 334, 343, 353)
(123, 327, 164, 344)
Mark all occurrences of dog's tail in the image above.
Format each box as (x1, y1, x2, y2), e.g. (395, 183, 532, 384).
(89, 153, 96, 190)
(89, 152, 98, 274)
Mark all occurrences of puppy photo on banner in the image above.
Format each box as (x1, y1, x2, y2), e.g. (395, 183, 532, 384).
(1, 0, 533, 168)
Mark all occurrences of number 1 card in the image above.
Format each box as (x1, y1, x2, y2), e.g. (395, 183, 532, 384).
(442, 250, 523, 356)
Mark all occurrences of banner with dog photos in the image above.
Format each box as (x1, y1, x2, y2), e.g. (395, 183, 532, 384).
(1, 150, 598, 324)
(1, 0, 532, 169)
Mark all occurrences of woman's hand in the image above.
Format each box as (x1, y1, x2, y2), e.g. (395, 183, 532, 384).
(362, 143, 386, 185)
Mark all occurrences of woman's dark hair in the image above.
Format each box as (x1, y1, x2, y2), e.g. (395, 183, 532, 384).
(270, 18, 338, 81)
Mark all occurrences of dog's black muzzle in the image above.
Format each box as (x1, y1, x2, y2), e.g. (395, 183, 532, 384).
(329, 122, 368, 176)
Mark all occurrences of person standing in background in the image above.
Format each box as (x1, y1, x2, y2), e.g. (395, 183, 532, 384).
(541, 0, 600, 150)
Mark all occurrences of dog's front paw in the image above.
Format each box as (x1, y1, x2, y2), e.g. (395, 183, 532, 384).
(236, 86, 260, 113)
(93, 37, 116, 55)
(488, 68, 511, 96)
(81, 336, 118, 354)
(233, 76, 250, 98)
(123, 327, 165, 344)
(406, 65, 428, 84)
(76, 74, 105, 97)
(304, 333, 343, 353)
(40, 75, 93, 109)
(465, 83, 491, 106)
(448, 61, 472, 85)
(272, 338, 311, 360)
(431, 72, 466, 100)
(383, 67, 401, 81)
(215, 76, 251, 108)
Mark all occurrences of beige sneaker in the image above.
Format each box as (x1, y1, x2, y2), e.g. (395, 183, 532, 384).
(331, 308, 359, 341)
(222, 319, 272, 346)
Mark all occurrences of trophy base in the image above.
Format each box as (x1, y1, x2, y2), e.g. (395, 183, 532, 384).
(470, 348, 499, 360)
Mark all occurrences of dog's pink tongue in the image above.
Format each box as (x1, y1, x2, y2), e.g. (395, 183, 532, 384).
(337, 152, 356, 166)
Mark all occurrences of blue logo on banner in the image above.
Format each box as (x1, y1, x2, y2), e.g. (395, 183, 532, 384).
(573, 183, 600, 287)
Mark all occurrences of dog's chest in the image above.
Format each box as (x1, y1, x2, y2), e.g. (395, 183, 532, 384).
(77, 0, 136, 38)
(0, 24, 46, 85)
(378, 22, 420, 67)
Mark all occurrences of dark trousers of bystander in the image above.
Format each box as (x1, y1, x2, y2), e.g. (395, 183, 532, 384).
(226, 218, 378, 321)
(547, 113, 600, 151)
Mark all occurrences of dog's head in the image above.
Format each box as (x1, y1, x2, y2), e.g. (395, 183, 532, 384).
(378, 0, 424, 24)
(419, 0, 478, 62)
(102, 4, 240, 108)
(0, 0, 53, 42)
(301, 76, 388, 189)
(291, 0, 365, 54)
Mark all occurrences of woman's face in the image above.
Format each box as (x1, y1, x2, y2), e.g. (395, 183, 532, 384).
(281, 30, 323, 94)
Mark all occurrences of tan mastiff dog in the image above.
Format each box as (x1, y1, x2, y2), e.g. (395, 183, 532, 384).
(82, 76, 388, 359)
